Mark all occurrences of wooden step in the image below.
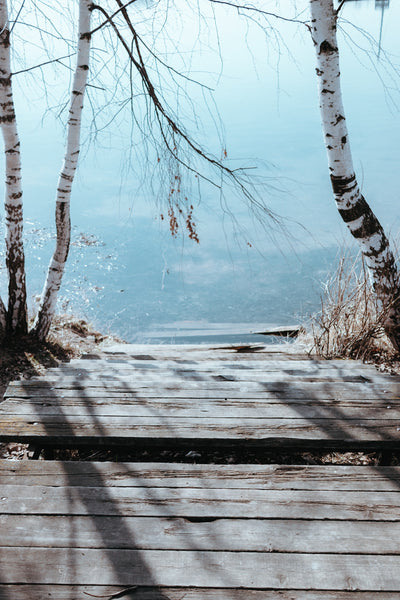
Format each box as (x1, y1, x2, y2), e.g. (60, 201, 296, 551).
(1, 460, 400, 596)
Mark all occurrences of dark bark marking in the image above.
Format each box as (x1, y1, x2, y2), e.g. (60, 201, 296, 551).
(319, 40, 337, 54)
(352, 217, 382, 240)
(5, 203, 23, 214)
(335, 114, 345, 125)
(339, 196, 385, 242)
(57, 201, 68, 219)
(61, 172, 74, 182)
(79, 64, 89, 70)
(10, 191, 22, 200)
(321, 88, 334, 94)
(331, 173, 357, 198)
(0, 114, 16, 124)
(315, 68, 323, 76)
(341, 136, 347, 144)
(363, 235, 389, 259)
(0, 76, 11, 87)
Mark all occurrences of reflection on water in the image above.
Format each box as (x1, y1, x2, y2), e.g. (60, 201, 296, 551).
(11, 219, 347, 343)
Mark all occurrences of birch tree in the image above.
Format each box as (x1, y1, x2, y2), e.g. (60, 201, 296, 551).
(0, 0, 27, 338)
(309, 0, 400, 350)
(0, 0, 93, 341)
(211, 0, 400, 351)
(31, 0, 93, 340)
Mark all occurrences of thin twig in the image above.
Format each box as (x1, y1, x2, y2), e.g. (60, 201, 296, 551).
(12, 53, 75, 76)
(208, 0, 309, 27)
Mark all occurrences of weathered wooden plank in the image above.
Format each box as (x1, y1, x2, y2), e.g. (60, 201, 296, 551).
(40, 372, 385, 386)
(35, 373, 390, 388)
(102, 342, 306, 354)
(1, 415, 400, 445)
(59, 358, 382, 373)
(6, 380, 399, 401)
(1, 549, 400, 589)
(4, 400, 400, 428)
(0, 586, 397, 600)
(71, 356, 366, 365)
(142, 322, 300, 339)
(3, 399, 400, 420)
(2, 462, 399, 491)
(4, 397, 400, 421)
(5, 382, 400, 409)
(1, 486, 399, 519)
(29, 369, 395, 385)
(2, 514, 400, 553)
(95, 353, 316, 363)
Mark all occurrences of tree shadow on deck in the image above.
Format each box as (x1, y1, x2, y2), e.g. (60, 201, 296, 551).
(2, 346, 400, 596)
(0, 356, 238, 599)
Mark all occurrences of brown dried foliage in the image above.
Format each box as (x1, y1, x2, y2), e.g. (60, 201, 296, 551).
(308, 252, 396, 361)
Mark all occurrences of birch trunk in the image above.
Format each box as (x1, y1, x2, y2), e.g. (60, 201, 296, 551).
(32, 0, 92, 341)
(0, 0, 27, 337)
(310, 0, 400, 351)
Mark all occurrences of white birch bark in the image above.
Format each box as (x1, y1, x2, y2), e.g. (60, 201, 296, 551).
(33, 0, 92, 341)
(310, 0, 400, 350)
(0, 0, 27, 336)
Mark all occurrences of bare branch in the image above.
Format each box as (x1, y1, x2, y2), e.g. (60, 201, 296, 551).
(208, 0, 310, 28)
(92, 4, 265, 202)
(12, 52, 74, 76)
(90, 0, 138, 36)
(336, 0, 346, 15)
(131, 30, 215, 92)
(9, 0, 26, 33)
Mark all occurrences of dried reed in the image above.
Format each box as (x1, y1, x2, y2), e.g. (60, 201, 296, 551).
(308, 251, 394, 360)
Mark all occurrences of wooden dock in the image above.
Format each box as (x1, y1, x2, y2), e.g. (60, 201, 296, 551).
(1, 343, 400, 598)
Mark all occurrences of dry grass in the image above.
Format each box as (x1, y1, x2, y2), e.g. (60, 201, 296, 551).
(304, 251, 396, 362)
(0, 314, 121, 396)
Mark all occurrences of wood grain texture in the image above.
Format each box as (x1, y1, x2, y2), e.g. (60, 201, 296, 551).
(6, 381, 400, 401)
(2, 461, 400, 491)
(2, 345, 400, 595)
(2, 343, 400, 447)
(3, 400, 400, 420)
(1, 485, 399, 520)
(0, 548, 399, 588)
(2, 415, 400, 446)
(2, 514, 400, 553)
(0, 586, 398, 600)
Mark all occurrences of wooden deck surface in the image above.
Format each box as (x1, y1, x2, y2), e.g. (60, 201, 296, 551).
(1, 343, 400, 598)
(2, 343, 400, 449)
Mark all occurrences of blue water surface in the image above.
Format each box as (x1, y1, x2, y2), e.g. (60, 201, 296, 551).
(2, 0, 399, 343)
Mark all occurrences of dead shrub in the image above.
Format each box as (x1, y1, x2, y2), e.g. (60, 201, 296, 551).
(307, 251, 395, 361)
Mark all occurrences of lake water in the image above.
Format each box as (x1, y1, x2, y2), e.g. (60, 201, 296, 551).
(2, 0, 400, 343)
